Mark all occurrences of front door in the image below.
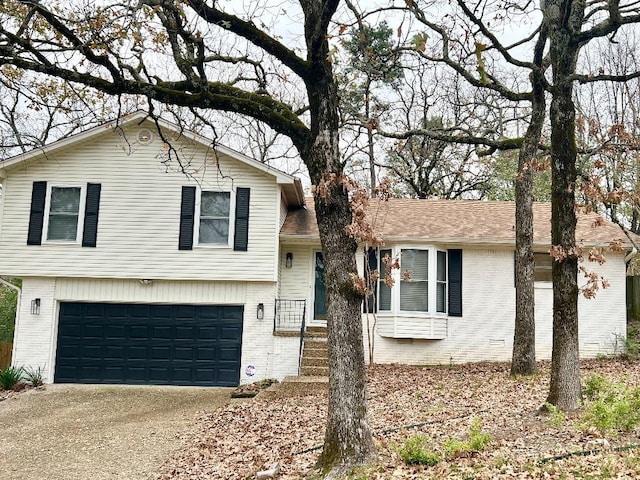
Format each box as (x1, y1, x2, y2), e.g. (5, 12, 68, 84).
(313, 251, 327, 320)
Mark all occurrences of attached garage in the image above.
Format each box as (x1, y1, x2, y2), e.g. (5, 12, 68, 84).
(54, 302, 243, 386)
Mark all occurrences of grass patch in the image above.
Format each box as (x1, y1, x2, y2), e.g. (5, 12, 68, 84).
(0, 365, 24, 390)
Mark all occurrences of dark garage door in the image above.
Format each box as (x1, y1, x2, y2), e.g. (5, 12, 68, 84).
(55, 302, 243, 386)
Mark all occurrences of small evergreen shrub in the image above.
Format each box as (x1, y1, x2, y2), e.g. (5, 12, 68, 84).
(582, 375, 640, 436)
(443, 418, 492, 457)
(396, 435, 441, 466)
(543, 402, 566, 428)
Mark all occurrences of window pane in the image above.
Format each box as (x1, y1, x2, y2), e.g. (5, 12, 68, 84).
(201, 191, 230, 217)
(400, 281, 428, 311)
(48, 215, 79, 241)
(50, 187, 80, 213)
(379, 283, 391, 311)
(437, 251, 447, 281)
(534, 252, 553, 282)
(377, 249, 393, 311)
(199, 219, 229, 244)
(47, 187, 80, 241)
(437, 283, 446, 313)
(401, 249, 428, 281)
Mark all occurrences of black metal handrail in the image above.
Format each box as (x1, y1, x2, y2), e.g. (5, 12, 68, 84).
(298, 310, 306, 375)
(273, 298, 306, 333)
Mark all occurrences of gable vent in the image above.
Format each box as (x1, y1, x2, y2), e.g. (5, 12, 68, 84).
(137, 129, 154, 144)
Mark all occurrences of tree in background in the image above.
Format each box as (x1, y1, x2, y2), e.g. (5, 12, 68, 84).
(0, 278, 21, 343)
(338, 19, 402, 193)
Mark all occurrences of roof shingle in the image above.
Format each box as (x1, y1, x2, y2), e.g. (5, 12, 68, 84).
(280, 199, 632, 247)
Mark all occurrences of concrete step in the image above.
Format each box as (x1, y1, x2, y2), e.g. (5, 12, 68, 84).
(257, 375, 328, 399)
(305, 326, 327, 338)
(303, 340, 328, 353)
(301, 356, 329, 367)
(301, 365, 329, 376)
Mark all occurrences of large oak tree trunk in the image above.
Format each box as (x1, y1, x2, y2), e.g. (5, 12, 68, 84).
(511, 35, 547, 376)
(301, 2, 375, 473)
(545, 0, 582, 410)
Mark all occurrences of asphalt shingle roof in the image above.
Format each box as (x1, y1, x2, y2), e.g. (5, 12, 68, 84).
(280, 199, 632, 247)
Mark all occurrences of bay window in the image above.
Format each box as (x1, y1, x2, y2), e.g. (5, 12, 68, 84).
(371, 246, 453, 315)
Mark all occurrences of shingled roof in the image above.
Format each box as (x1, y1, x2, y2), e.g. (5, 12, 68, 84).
(280, 199, 632, 247)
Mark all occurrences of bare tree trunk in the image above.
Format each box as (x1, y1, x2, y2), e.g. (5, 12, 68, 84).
(545, 0, 582, 410)
(301, 2, 375, 472)
(314, 191, 375, 472)
(511, 32, 547, 376)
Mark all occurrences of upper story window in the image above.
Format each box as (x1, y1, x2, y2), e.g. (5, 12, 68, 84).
(373, 246, 449, 315)
(46, 186, 83, 242)
(196, 190, 233, 246)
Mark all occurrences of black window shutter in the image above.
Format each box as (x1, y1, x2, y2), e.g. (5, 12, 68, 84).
(233, 187, 250, 251)
(363, 247, 378, 313)
(448, 249, 463, 317)
(82, 183, 101, 247)
(27, 181, 47, 245)
(179, 186, 196, 250)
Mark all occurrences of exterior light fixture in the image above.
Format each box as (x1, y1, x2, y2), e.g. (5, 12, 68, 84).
(139, 279, 153, 285)
(257, 303, 265, 320)
(31, 298, 41, 315)
(285, 252, 293, 268)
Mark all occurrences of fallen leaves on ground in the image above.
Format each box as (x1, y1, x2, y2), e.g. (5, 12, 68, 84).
(155, 359, 640, 479)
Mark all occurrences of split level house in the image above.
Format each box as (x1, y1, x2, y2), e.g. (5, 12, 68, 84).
(0, 112, 633, 387)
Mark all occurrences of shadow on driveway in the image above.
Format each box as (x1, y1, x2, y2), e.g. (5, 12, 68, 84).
(0, 384, 231, 480)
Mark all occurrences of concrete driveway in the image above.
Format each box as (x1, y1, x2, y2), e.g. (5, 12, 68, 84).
(0, 384, 231, 480)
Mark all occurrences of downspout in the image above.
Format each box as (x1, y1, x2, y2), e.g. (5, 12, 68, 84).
(0, 277, 21, 368)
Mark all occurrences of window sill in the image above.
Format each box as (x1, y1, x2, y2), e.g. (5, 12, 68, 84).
(43, 240, 81, 245)
(194, 244, 233, 249)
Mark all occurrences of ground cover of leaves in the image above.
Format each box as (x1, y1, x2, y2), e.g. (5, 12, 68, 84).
(155, 359, 640, 479)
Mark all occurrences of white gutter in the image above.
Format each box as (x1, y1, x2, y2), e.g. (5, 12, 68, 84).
(0, 277, 21, 368)
(626, 247, 638, 264)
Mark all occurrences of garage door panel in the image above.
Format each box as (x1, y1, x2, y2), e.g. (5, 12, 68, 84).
(108, 304, 127, 318)
(106, 325, 126, 339)
(220, 326, 242, 340)
(219, 347, 241, 361)
(55, 302, 243, 386)
(196, 347, 215, 361)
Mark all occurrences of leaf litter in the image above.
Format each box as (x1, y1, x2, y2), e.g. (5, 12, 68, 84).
(155, 359, 640, 479)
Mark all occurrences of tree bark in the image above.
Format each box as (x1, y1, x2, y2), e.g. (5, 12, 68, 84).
(511, 31, 547, 376)
(301, 1, 375, 473)
(545, 0, 583, 410)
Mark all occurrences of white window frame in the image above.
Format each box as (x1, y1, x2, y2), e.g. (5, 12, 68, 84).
(43, 184, 85, 244)
(194, 188, 235, 248)
(375, 245, 449, 316)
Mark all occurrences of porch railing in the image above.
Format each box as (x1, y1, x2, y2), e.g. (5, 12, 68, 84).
(273, 299, 306, 333)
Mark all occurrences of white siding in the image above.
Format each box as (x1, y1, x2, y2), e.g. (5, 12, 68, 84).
(14, 277, 300, 384)
(278, 191, 288, 230)
(371, 248, 628, 365)
(278, 244, 315, 322)
(13, 278, 57, 382)
(282, 245, 629, 365)
(55, 278, 247, 304)
(0, 124, 280, 282)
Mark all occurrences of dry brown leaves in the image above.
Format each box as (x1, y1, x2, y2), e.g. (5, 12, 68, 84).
(155, 360, 640, 479)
